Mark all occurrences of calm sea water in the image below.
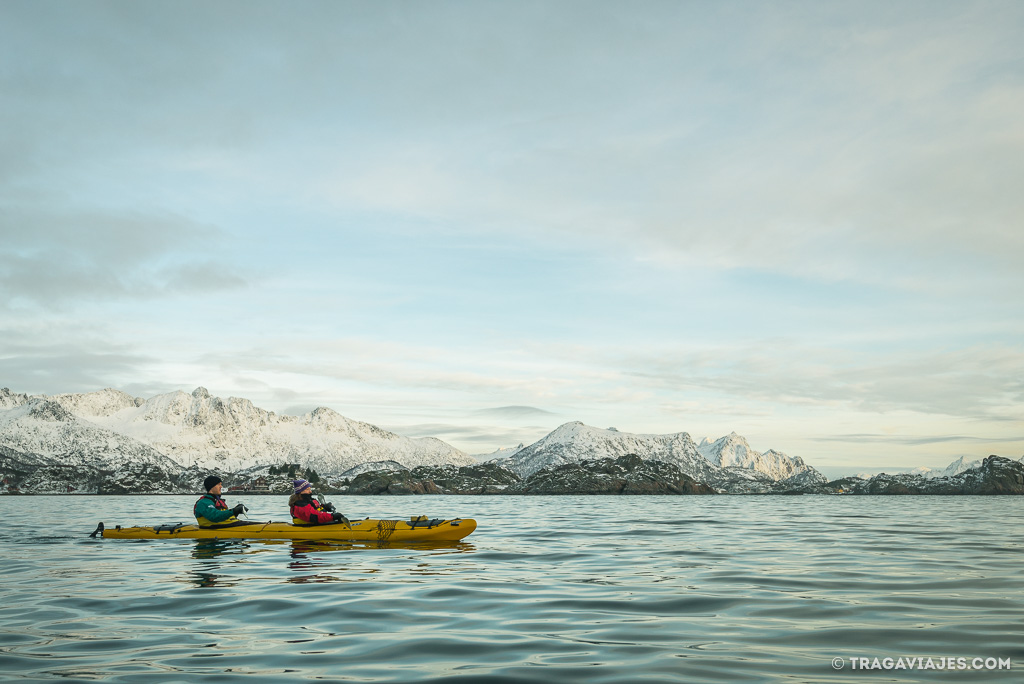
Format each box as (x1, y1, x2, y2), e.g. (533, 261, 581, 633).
(0, 495, 1021, 683)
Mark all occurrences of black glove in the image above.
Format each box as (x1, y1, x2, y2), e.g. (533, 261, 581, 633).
(232, 503, 245, 516)
(332, 512, 349, 524)
(322, 502, 335, 512)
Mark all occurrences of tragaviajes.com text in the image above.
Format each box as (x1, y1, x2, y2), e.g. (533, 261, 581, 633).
(831, 656, 1011, 671)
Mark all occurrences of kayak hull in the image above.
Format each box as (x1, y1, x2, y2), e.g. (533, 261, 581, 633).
(96, 518, 476, 542)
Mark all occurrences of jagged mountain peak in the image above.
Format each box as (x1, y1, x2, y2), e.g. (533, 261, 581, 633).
(942, 455, 981, 477)
(493, 421, 825, 488)
(497, 421, 707, 480)
(1, 386, 473, 478)
(310, 406, 336, 419)
(698, 432, 755, 467)
(903, 455, 989, 480)
(542, 421, 692, 444)
(52, 388, 143, 417)
(545, 421, 589, 439)
(0, 388, 31, 410)
(28, 399, 74, 423)
(698, 434, 821, 482)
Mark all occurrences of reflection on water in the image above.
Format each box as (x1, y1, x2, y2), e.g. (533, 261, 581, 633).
(190, 570, 224, 588)
(191, 538, 244, 559)
(183, 537, 478, 587)
(188, 539, 240, 587)
(286, 540, 336, 584)
(287, 539, 478, 555)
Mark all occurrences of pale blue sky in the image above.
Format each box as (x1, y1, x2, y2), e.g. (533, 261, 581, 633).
(2, 1, 1022, 471)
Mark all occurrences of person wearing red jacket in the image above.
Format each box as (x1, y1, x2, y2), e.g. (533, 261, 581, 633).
(288, 478, 348, 525)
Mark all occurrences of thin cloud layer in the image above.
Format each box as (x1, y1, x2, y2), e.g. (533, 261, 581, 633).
(0, 204, 247, 307)
(474, 406, 560, 420)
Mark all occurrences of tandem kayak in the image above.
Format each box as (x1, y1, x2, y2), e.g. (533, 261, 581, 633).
(90, 516, 476, 543)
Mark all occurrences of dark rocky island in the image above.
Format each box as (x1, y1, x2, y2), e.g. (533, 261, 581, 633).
(502, 453, 716, 495)
(323, 455, 715, 495)
(817, 455, 1024, 495)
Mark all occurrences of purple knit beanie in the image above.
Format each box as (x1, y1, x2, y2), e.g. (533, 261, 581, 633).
(293, 478, 312, 494)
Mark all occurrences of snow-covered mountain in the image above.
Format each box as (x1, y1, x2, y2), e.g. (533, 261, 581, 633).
(491, 422, 826, 491)
(908, 455, 1021, 479)
(497, 422, 719, 482)
(475, 443, 525, 462)
(0, 393, 192, 493)
(936, 456, 983, 478)
(0, 396, 185, 474)
(697, 432, 824, 483)
(832, 456, 1024, 495)
(0, 387, 474, 481)
(861, 455, 1022, 481)
(0, 388, 30, 411)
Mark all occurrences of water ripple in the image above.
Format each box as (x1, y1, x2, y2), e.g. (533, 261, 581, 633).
(0, 494, 1021, 682)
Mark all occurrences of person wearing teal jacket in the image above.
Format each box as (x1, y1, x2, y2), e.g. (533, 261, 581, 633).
(193, 476, 246, 526)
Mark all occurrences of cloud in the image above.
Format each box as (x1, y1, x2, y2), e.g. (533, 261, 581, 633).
(473, 406, 559, 420)
(0, 339, 156, 396)
(381, 422, 552, 454)
(613, 342, 1024, 423)
(0, 205, 247, 307)
(195, 339, 580, 400)
(811, 433, 1024, 447)
(171, 333, 1024, 431)
(301, 4, 1024, 297)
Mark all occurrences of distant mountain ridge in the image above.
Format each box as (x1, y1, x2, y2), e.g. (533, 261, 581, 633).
(489, 421, 826, 491)
(910, 456, 986, 479)
(3, 388, 827, 492)
(0, 387, 474, 486)
(830, 456, 1024, 495)
(14, 386, 1013, 496)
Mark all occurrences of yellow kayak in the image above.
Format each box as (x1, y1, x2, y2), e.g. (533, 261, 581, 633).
(91, 517, 476, 542)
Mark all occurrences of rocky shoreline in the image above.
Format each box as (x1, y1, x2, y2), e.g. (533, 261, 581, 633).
(815, 455, 1024, 495)
(325, 454, 1024, 496)
(4, 451, 1022, 496)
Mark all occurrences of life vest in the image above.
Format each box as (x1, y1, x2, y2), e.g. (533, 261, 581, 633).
(194, 493, 239, 527)
(290, 497, 329, 525)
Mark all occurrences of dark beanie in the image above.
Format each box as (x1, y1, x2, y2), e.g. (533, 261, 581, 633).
(203, 475, 223, 492)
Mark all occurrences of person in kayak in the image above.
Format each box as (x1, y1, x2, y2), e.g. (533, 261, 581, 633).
(194, 475, 246, 527)
(289, 478, 348, 525)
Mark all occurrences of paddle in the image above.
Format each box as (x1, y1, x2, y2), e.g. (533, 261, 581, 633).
(316, 494, 351, 529)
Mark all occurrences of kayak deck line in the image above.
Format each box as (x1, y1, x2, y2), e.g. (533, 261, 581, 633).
(89, 517, 476, 542)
